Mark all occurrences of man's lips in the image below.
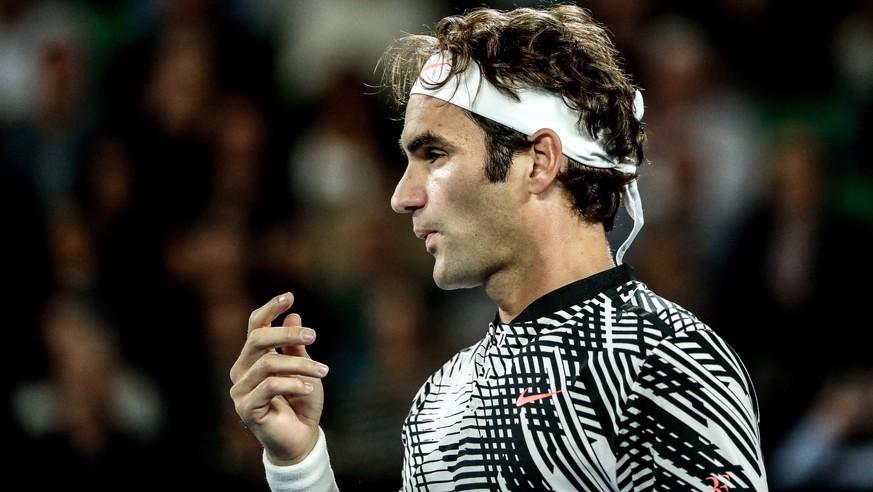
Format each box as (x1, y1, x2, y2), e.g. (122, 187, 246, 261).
(414, 228, 435, 241)
(414, 228, 437, 252)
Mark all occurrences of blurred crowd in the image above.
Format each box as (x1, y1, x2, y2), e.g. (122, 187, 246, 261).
(1, 0, 871, 490)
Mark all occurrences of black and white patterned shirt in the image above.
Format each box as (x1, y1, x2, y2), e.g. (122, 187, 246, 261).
(400, 265, 768, 491)
(263, 264, 768, 491)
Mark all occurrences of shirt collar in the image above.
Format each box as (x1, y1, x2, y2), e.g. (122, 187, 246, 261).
(492, 264, 636, 326)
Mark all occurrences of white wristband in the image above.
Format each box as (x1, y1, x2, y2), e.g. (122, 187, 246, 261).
(263, 427, 339, 492)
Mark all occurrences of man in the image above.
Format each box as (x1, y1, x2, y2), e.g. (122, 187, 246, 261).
(230, 5, 768, 491)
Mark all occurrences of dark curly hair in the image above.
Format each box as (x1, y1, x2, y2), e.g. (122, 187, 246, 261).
(380, 4, 646, 230)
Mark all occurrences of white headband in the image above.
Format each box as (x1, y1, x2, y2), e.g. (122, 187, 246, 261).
(410, 52, 644, 264)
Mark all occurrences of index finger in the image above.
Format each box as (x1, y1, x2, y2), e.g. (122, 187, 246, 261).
(247, 292, 294, 336)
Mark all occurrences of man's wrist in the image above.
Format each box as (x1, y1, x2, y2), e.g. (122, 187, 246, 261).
(263, 427, 338, 492)
(265, 430, 320, 466)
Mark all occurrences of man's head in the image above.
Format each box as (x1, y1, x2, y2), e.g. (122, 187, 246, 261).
(386, 5, 646, 293)
(382, 5, 646, 233)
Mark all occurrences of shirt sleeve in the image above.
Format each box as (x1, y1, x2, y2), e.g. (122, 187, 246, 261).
(626, 330, 769, 491)
(263, 427, 339, 492)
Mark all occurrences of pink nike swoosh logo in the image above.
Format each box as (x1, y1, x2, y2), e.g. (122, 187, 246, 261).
(516, 387, 562, 407)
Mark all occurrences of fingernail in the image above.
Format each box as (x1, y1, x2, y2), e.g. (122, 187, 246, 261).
(303, 381, 313, 393)
(315, 363, 329, 376)
(300, 328, 315, 342)
(277, 294, 288, 304)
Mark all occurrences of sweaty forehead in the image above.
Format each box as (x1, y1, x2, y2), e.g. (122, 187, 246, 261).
(401, 94, 484, 150)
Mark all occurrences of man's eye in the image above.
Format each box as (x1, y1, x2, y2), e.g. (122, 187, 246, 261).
(426, 151, 444, 162)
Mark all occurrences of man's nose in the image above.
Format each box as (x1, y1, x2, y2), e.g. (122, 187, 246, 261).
(390, 167, 425, 214)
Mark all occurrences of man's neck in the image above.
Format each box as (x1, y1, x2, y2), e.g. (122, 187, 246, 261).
(487, 222, 615, 323)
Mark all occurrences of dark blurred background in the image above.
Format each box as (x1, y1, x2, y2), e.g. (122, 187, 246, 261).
(2, 0, 871, 490)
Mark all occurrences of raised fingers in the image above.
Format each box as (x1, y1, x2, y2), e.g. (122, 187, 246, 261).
(247, 292, 295, 335)
(232, 292, 313, 383)
(231, 351, 329, 408)
(256, 353, 329, 385)
(277, 312, 304, 355)
(232, 324, 316, 381)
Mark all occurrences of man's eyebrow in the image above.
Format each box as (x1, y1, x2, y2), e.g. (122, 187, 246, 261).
(399, 131, 454, 156)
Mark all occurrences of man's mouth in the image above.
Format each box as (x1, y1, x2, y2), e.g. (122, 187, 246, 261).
(414, 228, 437, 253)
(414, 228, 436, 241)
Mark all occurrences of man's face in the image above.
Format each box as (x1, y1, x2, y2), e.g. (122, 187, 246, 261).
(392, 95, 526, 290)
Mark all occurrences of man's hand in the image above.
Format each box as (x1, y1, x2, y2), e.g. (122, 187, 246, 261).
(229, 293, 329, 465)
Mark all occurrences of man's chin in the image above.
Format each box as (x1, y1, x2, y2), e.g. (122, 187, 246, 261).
(432, 268, 480, 291)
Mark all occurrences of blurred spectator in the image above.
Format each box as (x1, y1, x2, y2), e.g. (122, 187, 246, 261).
(0, 0, 87, 125)
(712, 122, 873, 468)
(10, 290, 167, 487)
(0, 5, 97, 215)
(582, 0, 654, 76)
(101, 0, 275, 126)
(768, 369, 873, 491)
(102, 0, 276, 235)
(123, 20, 217, 231)
(269, 0, 449, 104)
(830, 0, 873, 231)
(207, 91, 272, 219)
(23, 38, 96, 210)
(833, 0, 873, 107)
(287, 70, 389, 215)
(43, 203, 99, 293)
(74, 132, 151, 320)
(623, 13, 766, 316)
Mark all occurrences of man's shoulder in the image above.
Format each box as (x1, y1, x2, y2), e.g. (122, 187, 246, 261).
(611, 281, 711, 336)
(532, 280, 713, 353)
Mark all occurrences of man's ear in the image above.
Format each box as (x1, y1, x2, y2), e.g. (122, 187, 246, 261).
(527, 128, 563, 195)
